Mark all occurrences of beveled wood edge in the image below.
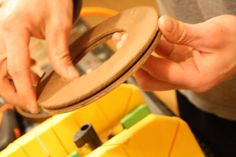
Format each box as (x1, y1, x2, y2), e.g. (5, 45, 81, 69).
(44, 31, 162, 114)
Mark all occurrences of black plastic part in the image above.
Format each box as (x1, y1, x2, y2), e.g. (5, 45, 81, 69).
(73, 123, 102, 150)
(0, 109, 20, 150)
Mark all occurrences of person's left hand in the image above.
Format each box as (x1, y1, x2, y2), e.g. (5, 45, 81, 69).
(113, 15, 236, 93)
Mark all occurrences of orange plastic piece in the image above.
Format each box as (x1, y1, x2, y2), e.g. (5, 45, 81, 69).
(81, 7, 118, 18)
(13, 128, 21, 138)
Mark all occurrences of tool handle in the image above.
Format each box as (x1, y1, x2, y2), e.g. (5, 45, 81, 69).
(0, 105, 21, 150)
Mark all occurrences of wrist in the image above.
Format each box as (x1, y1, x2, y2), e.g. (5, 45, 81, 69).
(72, 0, 82, 23)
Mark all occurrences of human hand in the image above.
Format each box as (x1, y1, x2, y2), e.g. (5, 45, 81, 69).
(113, 15, 236, 92)
(0, 0, 79, 113)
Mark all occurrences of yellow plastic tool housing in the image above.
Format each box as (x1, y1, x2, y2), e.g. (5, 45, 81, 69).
(0, 84, 204, 157)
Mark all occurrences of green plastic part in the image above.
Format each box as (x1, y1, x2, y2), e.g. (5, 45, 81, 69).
(69, 151, 81, 157)
(120, 104, 151, 129)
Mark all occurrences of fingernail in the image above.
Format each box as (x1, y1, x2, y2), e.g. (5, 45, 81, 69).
(28, 105, 39, 114)
(67, 66, 79, 79)
(121, 34, 127, 42)
(113, 33, 122, 41)
(117, 42, 123, 49)
(30, 108, 39, 114)
(161, 16, 174, 33)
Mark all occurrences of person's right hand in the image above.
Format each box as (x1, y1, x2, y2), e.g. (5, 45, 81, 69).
(113, 15, 236, 92)
(0, 0, 79, 113)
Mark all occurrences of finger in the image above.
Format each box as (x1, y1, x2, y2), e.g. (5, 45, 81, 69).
(134, 69, 179, 91)
(158, 16, 202, 47)
(155, 39, 174, 57)
(0, 59, 17, 102)
(155, 39, 193, 62)
(141, 55, 200, 87)
(0, 78, 19, 105)
(45, 20, 79, 79)
(0, 59, 32, 111)
(112, 32, 122, 44)
(6, 31, 39, 113)
(7, 59, 39, 86)
(112, 33, 127, 49)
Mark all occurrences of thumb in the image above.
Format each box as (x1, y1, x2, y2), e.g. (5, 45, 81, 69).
(158, 16, 201, 47)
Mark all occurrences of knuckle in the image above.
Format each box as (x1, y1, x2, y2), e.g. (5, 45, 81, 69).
(54, 50, 71, 63)
(55, 50, 69, 58)
(175, 23, 192, 44)
(174, 23, 203, 45)
(8, 66, 19, 77)
(7, 60, 30, 77)
(7, 65, 28, 77)
(176, 27, 187, 43)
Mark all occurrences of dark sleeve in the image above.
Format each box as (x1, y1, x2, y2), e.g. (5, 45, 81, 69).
(72, 0, 82, 23)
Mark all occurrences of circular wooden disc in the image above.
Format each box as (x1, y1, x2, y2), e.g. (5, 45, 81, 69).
(19, 6, 161, 118)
